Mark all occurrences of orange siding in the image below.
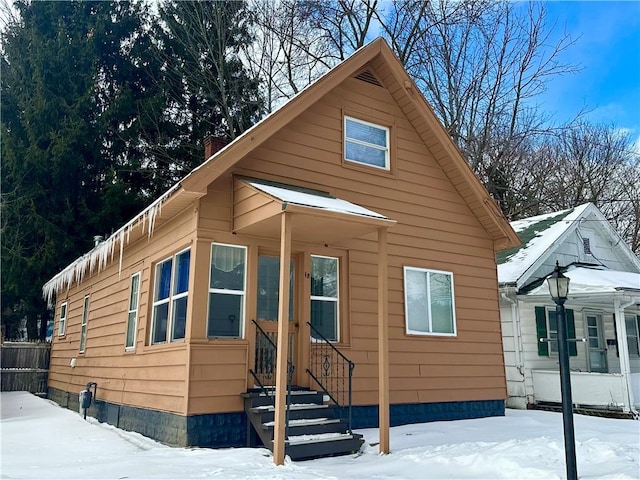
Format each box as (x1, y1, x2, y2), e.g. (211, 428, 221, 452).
(49, 208, 196, 415)
(49, 58, 507, 419)
(223, 72, 506, 406)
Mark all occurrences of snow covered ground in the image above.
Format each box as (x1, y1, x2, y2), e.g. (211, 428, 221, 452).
(1, 392, 638, 479)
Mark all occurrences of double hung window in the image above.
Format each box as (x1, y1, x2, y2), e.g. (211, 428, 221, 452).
(625, 314, 640, 356)
(58, 302, 67, 337)
(151, 249, 190, 344)
(79, 296, 90, 352)
(534, 306, 577, 356)
(404, 267, 456, 336)
(125, 272, 141, 349)
(310, 255, 339, 341)
(344, 116, 389, 170)
(207, 243, 247, 338)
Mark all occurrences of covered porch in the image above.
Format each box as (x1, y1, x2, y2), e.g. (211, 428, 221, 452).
(232, 177, 396, 463)
(522, 265, 640, 416)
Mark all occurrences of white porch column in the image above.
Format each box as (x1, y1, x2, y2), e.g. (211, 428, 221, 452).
(613, 297, 635, 413)
(378, 227, 390, 454)
(273, 212, 293, 465)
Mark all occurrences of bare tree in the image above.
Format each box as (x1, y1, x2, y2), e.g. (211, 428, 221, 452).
(244, 0, 334, 111)
(541, 123, 640, 254)
(244, 0, 639, 253)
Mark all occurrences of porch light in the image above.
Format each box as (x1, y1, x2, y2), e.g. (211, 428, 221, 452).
(546, 261, 577, 480)
(547, 261, 570, 301)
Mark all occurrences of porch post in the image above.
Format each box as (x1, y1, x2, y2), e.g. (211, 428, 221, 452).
(273, 212, 293, 465)
(377, 227, 390, 454)
(613, 297, 635, 412)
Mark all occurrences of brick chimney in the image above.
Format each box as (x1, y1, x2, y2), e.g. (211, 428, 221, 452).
(204, 136, 229, 160)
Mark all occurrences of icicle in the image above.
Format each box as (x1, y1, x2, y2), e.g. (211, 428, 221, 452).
(42, 182, 181, 305)
(118, 230, 125, 280)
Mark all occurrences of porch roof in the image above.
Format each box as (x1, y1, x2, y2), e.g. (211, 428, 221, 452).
(521, 265, 640, 304)
(233, 177, 396, 244)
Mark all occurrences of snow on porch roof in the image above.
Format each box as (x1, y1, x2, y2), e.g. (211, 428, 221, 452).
(245, 178, 390, 220)
(524, 265, 640, 297)
(497, 203, 592, 285)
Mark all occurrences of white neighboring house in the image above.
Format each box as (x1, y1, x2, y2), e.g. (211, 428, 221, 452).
(497, 203, 640, 416)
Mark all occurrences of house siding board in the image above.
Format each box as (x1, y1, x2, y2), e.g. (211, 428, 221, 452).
(48, 208, 196, 415)
(48, 49, 509, 430)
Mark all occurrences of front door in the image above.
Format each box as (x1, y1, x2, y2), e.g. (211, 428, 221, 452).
(253, 254, 299, 386)
(586, 313, 608, 373)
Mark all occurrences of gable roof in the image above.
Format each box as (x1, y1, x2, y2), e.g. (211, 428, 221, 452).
(43, 38, 519, 304)
(497, 203, 640, 289)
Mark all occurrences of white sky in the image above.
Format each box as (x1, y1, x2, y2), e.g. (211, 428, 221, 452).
(1, 392, 638, 479)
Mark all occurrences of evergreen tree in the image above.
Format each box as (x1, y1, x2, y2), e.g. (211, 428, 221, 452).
(1, 0, 162, 339)
(152, 0, 264, 183)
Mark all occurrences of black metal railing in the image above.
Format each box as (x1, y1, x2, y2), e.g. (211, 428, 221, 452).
(306, 321, 354, 433)
(249, 320, 295, 439)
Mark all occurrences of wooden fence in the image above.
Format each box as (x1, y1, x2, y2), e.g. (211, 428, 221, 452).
(1, 341, 51, 395)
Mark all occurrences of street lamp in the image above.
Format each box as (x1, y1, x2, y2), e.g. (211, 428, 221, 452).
(546, 261, 577, 480)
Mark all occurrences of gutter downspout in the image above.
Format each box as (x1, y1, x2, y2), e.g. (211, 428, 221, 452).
(614, 297, 637, 417)
(501, 289, 526, 405)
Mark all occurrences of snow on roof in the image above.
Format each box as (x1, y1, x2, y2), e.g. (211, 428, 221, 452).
(42, 183, 179, 307)
(41, 43, 372, 306)
(247, 179, 389, 220)
(525, 265, 640, 297)
(497, 204, 592, 285)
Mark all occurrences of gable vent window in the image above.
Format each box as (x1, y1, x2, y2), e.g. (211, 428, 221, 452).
(354, 69, 383, 87)
(583, 238, 592, 255)
(344, 116, 390, 170)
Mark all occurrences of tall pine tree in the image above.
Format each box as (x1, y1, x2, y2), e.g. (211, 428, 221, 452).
(1, 0, 163, 338)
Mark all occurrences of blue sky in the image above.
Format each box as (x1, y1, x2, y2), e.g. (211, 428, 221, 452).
(537, 1, 640, 142)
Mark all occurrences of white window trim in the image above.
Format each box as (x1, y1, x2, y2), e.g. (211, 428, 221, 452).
(58, 302, 67, 337)
(125, 272, 141, 350)
(545, 307, 559, 355)
(344, 116, 390, 170)
(207, 243, 247, 339)
(403, 266, 457, 337)
(310, 255, 340, 342)
(79, 296, 90, 353)
(150, 248, 190, 345)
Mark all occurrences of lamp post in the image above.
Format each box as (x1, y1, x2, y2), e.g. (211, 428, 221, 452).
(546, 261, 577, 480)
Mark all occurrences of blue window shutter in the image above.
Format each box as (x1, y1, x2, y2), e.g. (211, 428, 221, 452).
(535, 306, 548, 356)
(566, 309, 577, 357)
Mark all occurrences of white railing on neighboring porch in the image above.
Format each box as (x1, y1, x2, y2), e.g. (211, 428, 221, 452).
(631, 373, 640, 408)
(531, 370, 630, 412)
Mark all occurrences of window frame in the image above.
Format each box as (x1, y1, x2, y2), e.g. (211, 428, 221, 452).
(170, 250, 191, 342)
(150, 248, 191, 345)
(125, 272, 141, 350)
(343, 115, 390, 171)
(207, 242, 247, 339)
(58, 302, 67, 337)
(403, 266, 457, 337)
(79, 295, 90, 353)
(310, 254, 340, 342)
(625, 314, 640, 357)
(546, 307, 560, 355)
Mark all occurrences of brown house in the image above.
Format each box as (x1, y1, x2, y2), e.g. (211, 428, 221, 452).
(43, 38, 520, 462)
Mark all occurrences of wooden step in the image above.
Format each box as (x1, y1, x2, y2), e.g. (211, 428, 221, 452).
(262, 417, 347, 436)
(242, 390, 323, 408)
(283, 432, 364, 461)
